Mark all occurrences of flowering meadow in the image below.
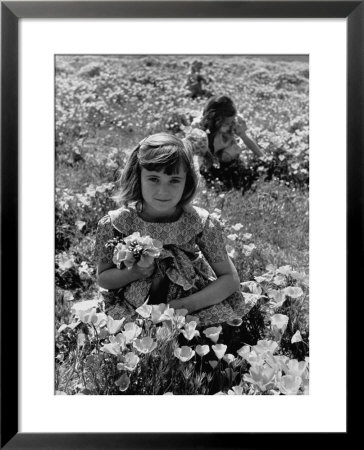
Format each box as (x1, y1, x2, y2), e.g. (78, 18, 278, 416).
(55, 55, 309, 395)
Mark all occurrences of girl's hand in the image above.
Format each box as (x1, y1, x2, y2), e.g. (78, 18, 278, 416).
(130, 261, 156, 280)
(234, 115, 248, 136)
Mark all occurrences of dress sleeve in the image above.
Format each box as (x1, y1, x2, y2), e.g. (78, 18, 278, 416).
(94, 215, 115, 265)
(185, 127, 209, 156)
(196, 214, 229, 265)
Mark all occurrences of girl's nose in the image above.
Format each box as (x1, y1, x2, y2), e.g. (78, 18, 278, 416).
(156, 183, 169, 196)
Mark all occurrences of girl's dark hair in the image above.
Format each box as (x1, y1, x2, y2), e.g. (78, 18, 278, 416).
(115, 133, 200, 207)
(200, 95, 237, 152)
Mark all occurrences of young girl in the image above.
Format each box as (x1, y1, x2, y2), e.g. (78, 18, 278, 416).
(183, 60, 212, 99)
(94, 133, 248, 327)
(189, 94, 264, 165)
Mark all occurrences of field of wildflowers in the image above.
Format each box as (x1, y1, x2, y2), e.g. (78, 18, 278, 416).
(55, 55, 309, 395)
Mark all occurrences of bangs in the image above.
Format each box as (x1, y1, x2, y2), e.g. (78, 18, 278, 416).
(139, 145, 187, 174)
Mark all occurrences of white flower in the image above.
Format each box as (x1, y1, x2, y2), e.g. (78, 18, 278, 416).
(122, 322, 142, 343)
(101, 333, 126, 356)
(174, 346, 195, 362)
(156, 323, 173, 341)
(278, 375, 302, 395)
(203, 326, 222, 343)
(151, 304, 174, 324)
(228, 385, 244, 395)
(136, 301, 153, 319)
(291, 330, 303, 343)
(106, 316, 125, 334)
(212, 344, 227, 360)
(133, 337, 157, 354)
(231, 223, 244, 231)
(285, 359, 308, 377)
(223, 354, 235, 364)
(195, 345, 210, 357)
(180, 321, 200, 341)
(112, 232, 163, 269)
(117, 352, 140, 372)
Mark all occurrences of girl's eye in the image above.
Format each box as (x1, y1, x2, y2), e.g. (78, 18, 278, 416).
(148, 178, 159, 183)
(170, 179, 181, 184)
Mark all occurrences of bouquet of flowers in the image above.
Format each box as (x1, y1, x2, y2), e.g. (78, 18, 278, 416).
(106, 232, 163, 270)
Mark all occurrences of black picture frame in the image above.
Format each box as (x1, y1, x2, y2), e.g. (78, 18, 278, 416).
(1, 1, 360, 448)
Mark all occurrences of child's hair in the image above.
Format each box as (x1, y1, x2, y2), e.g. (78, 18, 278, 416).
(190, 60, 203, 73)
(115, 133, 200, 207)
(200, 95, 237, 152)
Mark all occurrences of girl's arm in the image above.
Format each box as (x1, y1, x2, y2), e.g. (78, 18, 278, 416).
(169, 257, 240, 314)
(234, 115, 264, 157)
(97, 261, 155, 290)
(240, 133, 264, 157)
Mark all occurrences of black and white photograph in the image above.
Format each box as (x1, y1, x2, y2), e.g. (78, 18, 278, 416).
(55, 54, 309, 396)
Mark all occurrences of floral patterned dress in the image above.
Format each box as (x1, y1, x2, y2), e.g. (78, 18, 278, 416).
(94, 204, 249, 326)
(187, 115, 244, 164)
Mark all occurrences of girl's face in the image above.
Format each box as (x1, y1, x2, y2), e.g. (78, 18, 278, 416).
(219, 115, 235, 133)
(140, 166, 187, 218)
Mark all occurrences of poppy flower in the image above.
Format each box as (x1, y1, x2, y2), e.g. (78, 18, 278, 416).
(231, 223, 244, 231)
(133, 337, 157, 354)
(203, 326, 222, 343)
(269, 354, 289, 372)
(283, 286, 303, 299)
(271, 314, 289, 336)
(243, 365, 276, 392)
(173, 314, 186, 330)
(117, 352, 140, 372)
(109, 332, 126, 349)
(156, 323, 173, 341)
(151, 304, 174, 324)
(228, 385, 244, 395)
(185, 315, 199, 325)
(115, 373, 130, 392)
(181, 321, 200, 341)
(112, 232, 162, 269)
(237, 345, 265, 366)
(135, 300, 153, 319)
(285, 359, 308, 377)
(106, 316, 125, 335)
(174, 346, 195, 362)
(267, 289, 286, 308)
(278, 375, 302, 395)
(100, 342, 122, 356)
(113, 243, 134, 269)
(209, 361, 218, 369)
(71, 299, 100, 319)
(237, 345, 251, 359)
(226, 245, 237, 259)
(212, 344, 227, 360)
(122, 322, 142, 343)
(195, 344, 210, 357)
(291, 330, 303, 344)
(252, 339, 278, 357)
(242, 243, 256, 256)
(223, 354, 235, 364)
(77, 307, 97, 324)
